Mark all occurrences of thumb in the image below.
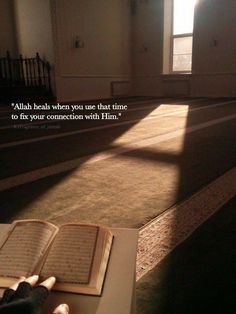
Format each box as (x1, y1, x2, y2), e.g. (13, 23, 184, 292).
(53, 304, 69, 314)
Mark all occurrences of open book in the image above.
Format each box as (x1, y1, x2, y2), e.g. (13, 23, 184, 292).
(0, 220, 113, 296)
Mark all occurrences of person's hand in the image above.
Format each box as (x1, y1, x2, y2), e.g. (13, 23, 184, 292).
(0, 275, 69, 314)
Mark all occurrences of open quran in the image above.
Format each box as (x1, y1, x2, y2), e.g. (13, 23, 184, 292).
(0, 220, 113, 296)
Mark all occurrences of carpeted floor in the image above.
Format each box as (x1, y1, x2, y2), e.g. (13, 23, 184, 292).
(136, 196, 236, 314)
(1, 99, 236, 227)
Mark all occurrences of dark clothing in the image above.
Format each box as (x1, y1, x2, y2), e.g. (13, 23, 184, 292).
(0, 282, 49, 314)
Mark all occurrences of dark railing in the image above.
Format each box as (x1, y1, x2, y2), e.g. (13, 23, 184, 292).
(0, 51, 52, 94)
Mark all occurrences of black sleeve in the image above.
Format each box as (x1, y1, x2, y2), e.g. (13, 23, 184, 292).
(0, 282, 49, 314)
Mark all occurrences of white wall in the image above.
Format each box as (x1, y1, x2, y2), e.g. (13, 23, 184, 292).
(132, 0, 164, 96)
(192, 0, 236, 74)
(52, 0, 132, 101)
(0, 0, 18, 57)
(14, 0, 54, 64)
(191, 0, 236, 97)
(132, 0, 164, 77)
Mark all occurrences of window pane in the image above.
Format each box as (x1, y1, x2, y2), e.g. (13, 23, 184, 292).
(173, 36, 192, 72)
(173, 36, 193, 55)
(173, 54, 192, 72)
(173, 0, 195, 35)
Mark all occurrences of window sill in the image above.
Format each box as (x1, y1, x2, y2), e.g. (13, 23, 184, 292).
(161, 73, 192, 80)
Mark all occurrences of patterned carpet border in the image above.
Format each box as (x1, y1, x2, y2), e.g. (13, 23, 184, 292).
(136, 166, 236, 280)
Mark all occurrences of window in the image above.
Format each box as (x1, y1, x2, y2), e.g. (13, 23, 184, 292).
(171, 0, 196, 73)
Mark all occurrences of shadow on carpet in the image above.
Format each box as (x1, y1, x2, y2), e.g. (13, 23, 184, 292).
(136, 196, 236, 314)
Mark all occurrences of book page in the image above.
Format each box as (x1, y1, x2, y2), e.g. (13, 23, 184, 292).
(40, 225, 98, 284)
(0, 221, 56, 278)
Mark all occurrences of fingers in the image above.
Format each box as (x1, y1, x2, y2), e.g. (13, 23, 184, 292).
(10, 275, 56, 290)
(1, 276, 27, 304)
(53, 304, 70, 314)
(1, 275, 56, 305)
(39, 276, 56, 291)
(26, 276, 56, 308)
(23, 275, 56, 290)
(25, 274, 39, 286)
(29, 276, 56, 304)
(12, 275, 39, 300)
(9, 276, 26, 290)
(6, 275, 55, 301)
